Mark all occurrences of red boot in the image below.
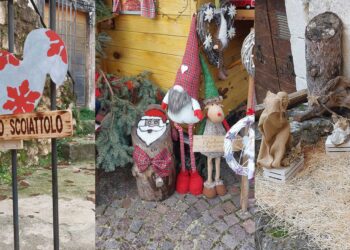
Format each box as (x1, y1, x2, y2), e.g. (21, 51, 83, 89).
(176, 170, 190, 194)
(189, 170, 203, 196)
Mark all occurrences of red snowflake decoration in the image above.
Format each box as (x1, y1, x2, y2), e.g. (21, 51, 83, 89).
(45, 30, 68, 64)
(3, 80, 41, 114)
(0, 50, 20, 71)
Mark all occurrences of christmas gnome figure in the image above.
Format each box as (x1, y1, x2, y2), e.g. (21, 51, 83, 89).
(199, 53, 230, 198)
(161, 15, 204, 196)
(131, 104, 176, 201)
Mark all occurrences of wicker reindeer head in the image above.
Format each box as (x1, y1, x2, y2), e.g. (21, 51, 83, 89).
(197, 1, 236, 79)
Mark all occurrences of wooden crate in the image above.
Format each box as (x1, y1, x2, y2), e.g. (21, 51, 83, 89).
(263, 157, 304, 183)
(325, 136, 350, 155)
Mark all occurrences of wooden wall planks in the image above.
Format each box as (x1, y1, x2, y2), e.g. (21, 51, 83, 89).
(101, 0, 253, 114)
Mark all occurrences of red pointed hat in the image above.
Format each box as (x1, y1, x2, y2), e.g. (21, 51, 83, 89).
(144, 108, 167, 123)
(174, 15, 201, 100)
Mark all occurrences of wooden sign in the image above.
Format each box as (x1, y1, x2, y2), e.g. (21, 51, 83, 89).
(0, 140, 23, 151)
(0, 110, 73, 141)
(193, 135, 243, 153)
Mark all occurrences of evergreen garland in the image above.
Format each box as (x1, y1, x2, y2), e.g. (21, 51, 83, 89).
(96, 0, 113, 22)
(96, 71, 164, 172)
(96, 32, 111, 68)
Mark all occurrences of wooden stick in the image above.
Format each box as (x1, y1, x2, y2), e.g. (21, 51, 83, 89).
(240, 75, 255, 212)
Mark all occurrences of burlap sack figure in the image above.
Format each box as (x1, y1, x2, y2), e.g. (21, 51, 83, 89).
(257, 91, 291, 168)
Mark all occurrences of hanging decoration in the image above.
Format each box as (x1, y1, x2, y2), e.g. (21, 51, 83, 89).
(224, 115, 255, 179)
(197, 1, 236, 80)
(0, 28, 68, 115)
(241, 29, 255, 77)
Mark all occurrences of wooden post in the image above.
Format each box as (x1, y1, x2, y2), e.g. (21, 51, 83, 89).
(305, 12, 342, 97)
(240, 75, 255, 212)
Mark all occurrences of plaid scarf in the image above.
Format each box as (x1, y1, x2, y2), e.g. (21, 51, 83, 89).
(113, 0, 156, 18)
(113, 0, 121, 13)
(141, 0, 156, 19)
(133, 145, 172, 177)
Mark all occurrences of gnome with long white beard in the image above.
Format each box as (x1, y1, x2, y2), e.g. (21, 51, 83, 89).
(161, 15, 204, 196)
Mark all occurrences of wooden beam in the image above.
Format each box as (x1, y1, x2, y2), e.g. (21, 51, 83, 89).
(255, 89, 308, 119)
(236, 10, 255, 21)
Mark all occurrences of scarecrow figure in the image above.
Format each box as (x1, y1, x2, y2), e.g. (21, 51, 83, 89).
(199, 54, 230, 198)
(161, 15, 204, 196)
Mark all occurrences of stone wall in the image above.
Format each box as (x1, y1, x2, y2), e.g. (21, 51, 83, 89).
(0, 0, 74, 169)
(285, 0, 350, 91)
(0, 0, 40, 53)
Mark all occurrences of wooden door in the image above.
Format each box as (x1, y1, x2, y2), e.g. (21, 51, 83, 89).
(255, 0, 295, 103)
(45, 5, 89, 107)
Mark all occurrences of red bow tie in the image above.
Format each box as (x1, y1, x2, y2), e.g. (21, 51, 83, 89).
(133, 146, 172, 177)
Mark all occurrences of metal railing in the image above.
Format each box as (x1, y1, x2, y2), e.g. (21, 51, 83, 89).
(8, 0, 60, 249)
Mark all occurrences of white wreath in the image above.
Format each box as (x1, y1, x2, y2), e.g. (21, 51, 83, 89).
(224, 115, 255, 179)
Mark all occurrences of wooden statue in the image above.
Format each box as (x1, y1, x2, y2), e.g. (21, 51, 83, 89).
(131, 105, 176, 201)
(297, 12, 344, 121)
(199, 54, 230, 198)
(305, 12, 342, 97)
(257, 91, 291, 168)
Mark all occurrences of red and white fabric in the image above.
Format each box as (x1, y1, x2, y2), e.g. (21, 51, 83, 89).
(112, 0, 121, 14)
(174, 15, 201, 100)
(141, 0, 156, 19)
(133, 145, 172, 177)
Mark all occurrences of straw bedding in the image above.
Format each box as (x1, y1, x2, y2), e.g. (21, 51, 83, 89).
(256, 138, 350, 250)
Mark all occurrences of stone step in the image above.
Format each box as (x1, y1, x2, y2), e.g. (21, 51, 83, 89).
(60, 136, 95, 163)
